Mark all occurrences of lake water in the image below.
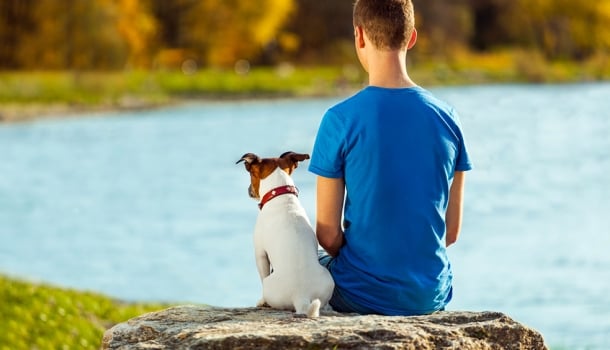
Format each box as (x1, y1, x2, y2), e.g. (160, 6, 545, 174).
(1, 83, 609, 349)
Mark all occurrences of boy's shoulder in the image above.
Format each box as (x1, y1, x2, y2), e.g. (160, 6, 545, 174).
(324, 86, 463, 133)
(331, 86, 454, 114)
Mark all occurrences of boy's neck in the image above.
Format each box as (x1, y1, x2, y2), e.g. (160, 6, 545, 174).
(367, 49, 416, 89)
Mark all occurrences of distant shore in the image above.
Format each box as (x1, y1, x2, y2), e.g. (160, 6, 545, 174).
(0, 93, 338, 124)
(0, 100, 174, 123)
(0, 67, 359, 123)
(1, 58, 608, 123)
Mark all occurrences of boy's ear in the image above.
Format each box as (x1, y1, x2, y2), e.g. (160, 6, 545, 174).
(407, 28, 418, 50)
(355, 26, 366, 49)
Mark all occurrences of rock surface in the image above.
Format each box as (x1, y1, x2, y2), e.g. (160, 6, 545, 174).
(102, 305, 548, 350)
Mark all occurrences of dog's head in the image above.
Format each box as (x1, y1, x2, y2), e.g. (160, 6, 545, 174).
(236, 151, 310, 200)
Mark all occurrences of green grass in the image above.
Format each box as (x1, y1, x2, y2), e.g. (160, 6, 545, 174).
(0, 70, 166, 105)
(0, 66, 365, 106)
(411, 49, 610, 86)
(155, 66, 363, 97)
(0, 274, 170, 350)
(0, 55, 608, 122)
(0, 66, 366, 122)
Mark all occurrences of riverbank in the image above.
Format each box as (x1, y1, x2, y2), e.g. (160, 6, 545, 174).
(0, 274, 169, 350)
(0, 66, 360, 123)
(2, 53, 608, 123)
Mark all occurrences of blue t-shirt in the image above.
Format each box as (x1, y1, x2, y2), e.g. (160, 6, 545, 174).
(309, 86, 473, 315)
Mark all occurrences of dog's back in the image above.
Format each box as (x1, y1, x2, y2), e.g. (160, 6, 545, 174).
(238, 152, 335, 317)
(254, 188, 334, 316)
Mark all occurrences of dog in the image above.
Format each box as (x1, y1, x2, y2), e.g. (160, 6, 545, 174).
(236, 151, 334, 317)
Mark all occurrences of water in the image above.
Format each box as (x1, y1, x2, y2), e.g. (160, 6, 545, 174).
(1, 83, 609, 349)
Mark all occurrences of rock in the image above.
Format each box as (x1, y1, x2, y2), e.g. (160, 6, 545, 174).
(102, 305, 548, 350)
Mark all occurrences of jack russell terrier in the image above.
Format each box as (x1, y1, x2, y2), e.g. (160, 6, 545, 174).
(236, 151, 334, 317)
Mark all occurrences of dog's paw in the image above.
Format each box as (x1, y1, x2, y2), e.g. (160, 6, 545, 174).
(256, 298, 269, 308)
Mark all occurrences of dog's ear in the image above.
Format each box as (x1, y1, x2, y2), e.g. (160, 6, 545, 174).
(278, 151, 310, 174)
(280, 151, 310, 163)
(236, 153, 261, 171)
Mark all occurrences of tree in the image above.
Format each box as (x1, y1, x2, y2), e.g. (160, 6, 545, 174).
(411, 0, 473, 57)
(2, 0, 156, 69)
(510, 0, 610, 60)
(282, 0, 354, 64)
(114, 0, 157, 68)
(150, 0, 295, 67)
(0, 0, 36, 69)
(468, 0, 514, 51)
(150, 0, 197, 49)
(195, 0, 294, 67)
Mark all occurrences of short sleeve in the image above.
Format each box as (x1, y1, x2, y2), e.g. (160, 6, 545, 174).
(452, 111, 473, 172)
(455, 139, 473, 171)
(308, 109, 346, 178)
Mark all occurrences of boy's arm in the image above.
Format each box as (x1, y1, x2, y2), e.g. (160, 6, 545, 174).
(315, 176, 345, 257)
(446, 171, 466, 247)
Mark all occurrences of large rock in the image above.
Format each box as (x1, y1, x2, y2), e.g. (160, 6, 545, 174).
(102, 305, 548, 350)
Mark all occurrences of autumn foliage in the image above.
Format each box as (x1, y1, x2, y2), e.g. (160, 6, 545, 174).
(0, 0, 609, 70)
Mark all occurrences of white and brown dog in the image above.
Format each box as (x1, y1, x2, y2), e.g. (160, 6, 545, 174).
(236, 151, 334, 317)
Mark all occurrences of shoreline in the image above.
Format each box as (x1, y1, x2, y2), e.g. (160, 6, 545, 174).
(2, 61, 608, 124)
(3, 79, 609, 124)
(0, 99, 180, 124)
(0, 92, 348, 124)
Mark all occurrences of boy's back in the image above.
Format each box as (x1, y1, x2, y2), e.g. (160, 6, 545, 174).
(310, 86, 471, 315)
(310, 0, 472, 315)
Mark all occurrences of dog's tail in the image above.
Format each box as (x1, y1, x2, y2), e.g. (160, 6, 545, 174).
(307, 299, 322, 318)
(295, 298, 322, 318)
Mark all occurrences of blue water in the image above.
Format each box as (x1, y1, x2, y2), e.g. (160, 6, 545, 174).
(1, 83, 609, 349)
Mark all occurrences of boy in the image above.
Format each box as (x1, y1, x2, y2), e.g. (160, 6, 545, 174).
(309, 0, 473, 315)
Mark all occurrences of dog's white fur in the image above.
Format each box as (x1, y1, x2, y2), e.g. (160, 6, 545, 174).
(241, 154, 334, 317)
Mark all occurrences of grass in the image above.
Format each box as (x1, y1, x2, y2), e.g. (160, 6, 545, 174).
(0, 66, 364, 105)
(411, 49, 610, 86)
(0, 66, 365, 122)
(0, 274, 170, 350)
(0, 53, 608, 122)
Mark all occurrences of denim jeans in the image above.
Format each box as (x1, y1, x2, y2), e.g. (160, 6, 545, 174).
(317, 250, 377, 315)
(318, 249, 447, 315)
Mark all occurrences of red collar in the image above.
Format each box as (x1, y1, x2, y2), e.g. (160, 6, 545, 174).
(259, 185, 299, 210)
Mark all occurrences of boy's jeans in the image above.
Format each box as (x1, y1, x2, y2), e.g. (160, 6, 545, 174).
(318, 249, 446, 315)
(317, 249, 377, 314)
